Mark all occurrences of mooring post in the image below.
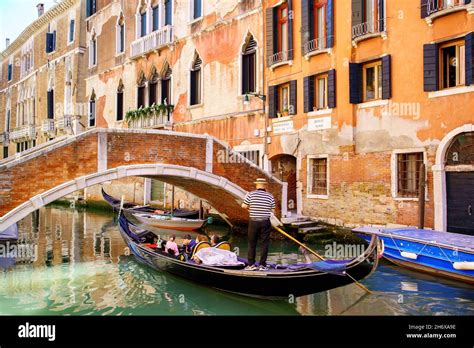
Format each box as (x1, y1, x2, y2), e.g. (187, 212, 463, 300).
(418, 163, 426, 229)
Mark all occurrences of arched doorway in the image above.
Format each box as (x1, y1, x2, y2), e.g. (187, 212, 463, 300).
(270, 154, 297, 213)
(445, 131, 474, 235)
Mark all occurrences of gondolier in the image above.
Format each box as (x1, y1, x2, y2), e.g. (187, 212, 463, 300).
(242, 178, 276, 271)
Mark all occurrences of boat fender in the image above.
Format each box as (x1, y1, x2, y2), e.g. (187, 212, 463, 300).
(207, 216, 214, 225)
(124, 247, 130, 256)
(377, 239, 385, 259)
(453, 262, 474, 270)
(400, 251, 418, 260)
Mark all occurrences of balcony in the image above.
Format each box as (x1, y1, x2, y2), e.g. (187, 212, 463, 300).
(42, 119, 55, 136)
(56, 115, 73, 133)
(128, 112, 171, 129)
(130, 26, 174, 59)
(303, 37, 332, 59)
(0, 132, 8, 144)
(10, 125, 36, 143)
(425, 0, 473, 24)
(268, 49, 294, 69)
(352, 18, 386, 46)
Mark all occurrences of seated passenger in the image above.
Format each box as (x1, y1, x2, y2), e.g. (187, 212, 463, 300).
(165, 235, 179, 256)
(210, 235, 220, 247)
(182, 234, 197, 254)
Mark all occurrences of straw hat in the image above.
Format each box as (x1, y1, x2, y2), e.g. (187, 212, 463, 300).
(254, 178, 268, 185)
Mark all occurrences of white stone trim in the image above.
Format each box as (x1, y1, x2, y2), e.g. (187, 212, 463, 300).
(434, 123, 474, 231)
(357, 99, 389, 109)
(390, 148, 428, 200)
(428, 85, 474, 98)
(306, 154, 329, 199)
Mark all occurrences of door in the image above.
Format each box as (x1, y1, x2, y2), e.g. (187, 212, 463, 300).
(446, 172, 474, 235)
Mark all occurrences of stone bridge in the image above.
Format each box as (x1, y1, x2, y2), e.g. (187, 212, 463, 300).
(0, 128, 286, 232)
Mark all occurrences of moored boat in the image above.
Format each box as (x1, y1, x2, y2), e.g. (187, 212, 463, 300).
(118, 215, 380, 298)
(353, 227, 474, 285)
(133, 213, 207, 231)
(101, 188, 199, 219)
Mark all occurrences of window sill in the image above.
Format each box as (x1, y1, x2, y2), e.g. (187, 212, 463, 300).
(115, 51, 125, 58)
(189, 16, 203, 25)
(307, 194, 329, 200)
(269, 60, 293, 71)
(428, 85, 474, 98)
(352, 31, 387, 47)
(188, 103, 203, 110)
(425, 4, 473, 25)
(304, 48, 332, 61)
(393, 197, 430, 202)
(308, 108, 333, 117)
(67, 40, 75, 46)
(271, 115, 292, 123)
(357, 99, 389, 109)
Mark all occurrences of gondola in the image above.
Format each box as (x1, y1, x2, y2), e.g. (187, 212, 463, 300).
(118, 214, 380, 298)
(132, 213, 207, 231)
(101, 188, 199, 219)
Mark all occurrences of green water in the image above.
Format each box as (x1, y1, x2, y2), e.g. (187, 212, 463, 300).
(0, 206, 473, 316)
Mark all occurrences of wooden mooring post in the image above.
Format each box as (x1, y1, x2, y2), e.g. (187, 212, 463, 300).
(418, 163, 426, 229)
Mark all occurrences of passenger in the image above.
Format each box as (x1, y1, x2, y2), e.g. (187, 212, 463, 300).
(165, 235, 179, 256)
(197, 234, 208, 242)
(210, 235, 220, 247)
(182, 234, 197, 254)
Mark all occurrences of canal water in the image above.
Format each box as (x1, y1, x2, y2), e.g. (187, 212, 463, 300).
(0, 205, 473, 316)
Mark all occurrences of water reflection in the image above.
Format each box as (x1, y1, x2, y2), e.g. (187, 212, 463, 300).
(0, 205, 473, 316)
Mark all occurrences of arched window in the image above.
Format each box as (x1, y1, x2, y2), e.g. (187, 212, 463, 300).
(149, 67, 159, 106)
(89, 90, 96, 127)
(161, 63, 172, 105)
(116, 13, 125, 54)
(242, 34, 257, 95)
(190, 53, 202, 106)
(446, 132, 474, 166)
(136, 1, 148, 38)
(137, 72, 147, 108)
(47, 70, 55, 120)
(117, 80, 124, 121)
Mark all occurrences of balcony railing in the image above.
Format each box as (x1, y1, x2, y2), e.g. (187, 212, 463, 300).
(42, 119, 55, 134)
(427, 0, 466, 15)
(352, 18, 385, 40)
(303, 37, 328, 56)
(130, 26, 174, 59)
(10, 125, 36, 142)
(0, 132, 8, 144)
(128, 113, 171, 129)
(268, 49, 294, 67)
(56, 115, 73, 131)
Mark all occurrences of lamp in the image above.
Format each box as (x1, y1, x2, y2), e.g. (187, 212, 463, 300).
(243, 94, 250, 105)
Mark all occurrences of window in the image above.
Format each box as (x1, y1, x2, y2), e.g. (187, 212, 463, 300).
(278, 3, 289, 53)
(6, 109, 11, 131)
(352, 0, 384, 39)
(137, 75, 146, 108)
(314, 74, 328, 110)
(47, 90, 54, 119)
(309, 157, 328, 196)
(8, 63, 12, 81)
(239, 150, 260, 166)
(278, 83, 290, 114)
(141, 12, 147, 37)
(152, 6, 159, 31)
(68, 19, 75, 43)
(89, 34, 97, 67)
(3, 146, 8, 159)
(242, 35, 256, 95)
(397, 153, 423, 197)
(440, 40, 465, 89)
(45, 29, 56, 53)
(165, 0, 172, 25)
(149, 74, 158, 106)
(192, 0, 202, 20)
(89, 92, 96, 127)
(161, 67, 172, 105)
(314, 0, 327, 47)
(86, 0, 97, 17)
(363, 60, 382, 101)
(117, 83, 124, 121)
(117, 21, 125, 53)
(190, 54, 202, 106)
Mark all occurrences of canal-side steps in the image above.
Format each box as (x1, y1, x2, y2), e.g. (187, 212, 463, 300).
(281, 215, 335, 241)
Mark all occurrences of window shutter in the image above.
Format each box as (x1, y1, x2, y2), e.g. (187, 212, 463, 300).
(352, 0, 363, 27)
(420, 0, 429, 18)
(382, 55, 391, 100)
(378, 0, 385, 31)
(301, 0, 313, 49)
(328, 69, 336, 108)
(52, 31, 57, 51)
(8, 64, 12, 80)
(303, 76, 315, 113)
(288, 0, 294, 60)
(46, 33, 53, 53)
(326, 0, 334, 48)
(349, 63, 362, 104)
(268, 85, 277, 118)
(289, 80, 297, 115)
(70, 20, 75, 41)
(242, 54, 249, 95)
(266, 8, 275, 60)
(190, 71, 196, 105)
(466, 32, 474, 86)
(47, 90, 54, 119)
(86, 0, 91, 17)
(423, 43, 439, 92)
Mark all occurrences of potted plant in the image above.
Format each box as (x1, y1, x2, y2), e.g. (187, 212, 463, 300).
(282, 108, 289, 117)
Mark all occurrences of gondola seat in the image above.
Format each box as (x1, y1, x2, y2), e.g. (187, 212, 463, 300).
(214, 241, 231, 251)
(191, 241, 212, 258)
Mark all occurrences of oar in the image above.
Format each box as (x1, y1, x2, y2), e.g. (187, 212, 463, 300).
(271, 216, 372, 294)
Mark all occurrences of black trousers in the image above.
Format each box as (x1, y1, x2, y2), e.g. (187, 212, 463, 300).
(247, 219, 271, 266)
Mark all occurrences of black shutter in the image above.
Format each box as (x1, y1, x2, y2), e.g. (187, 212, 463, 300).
(326, 0, 334, 48)
(266, 8, 274, 61)
(190, 71, 196, 105)
(328, 69, 336, 108)
(423, 43, 439, 92)
(46, 33, 53, 53)
(304, 76, 315, 113)
(352, 0, 363, 28)
(349, 63, 362, 104)
(289, 80, 297, 115)
(420, 0, 429, 18)
(47, 90, 54, 119)
(288, 0, 294, 60)
(382, 55, 391, 100)
(301, 0, 313, 50)
(117, 92, 124, 121)
(242, 54, 249, 94)
(466, 32, 474, 86)
(268, 85, 277, 118)
(378, 0, 385, 31)
(70, 20, 75, 41)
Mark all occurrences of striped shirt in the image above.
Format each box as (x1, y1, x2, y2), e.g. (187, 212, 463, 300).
(243, 189, 276, 219)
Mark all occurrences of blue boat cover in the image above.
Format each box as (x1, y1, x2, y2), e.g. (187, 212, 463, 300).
(287, 259, 349, 276)
(0, 224, 18, 241)
(354, 226, 474, 252)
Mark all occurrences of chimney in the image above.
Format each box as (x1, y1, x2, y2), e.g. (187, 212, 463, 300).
(37, 3, 45, 17)
(6, 38, 10, 49)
